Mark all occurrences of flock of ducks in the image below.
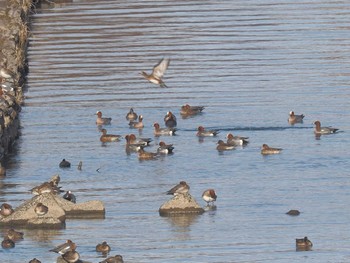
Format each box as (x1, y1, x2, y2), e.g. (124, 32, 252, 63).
(0, 58, 341, 261)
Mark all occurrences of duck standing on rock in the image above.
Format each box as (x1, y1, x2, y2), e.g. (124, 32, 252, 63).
(34, 203, 48, 217)
(0, 203, 14, 216)
(63, 190, 76, 203)
(166, 181, 190, 196)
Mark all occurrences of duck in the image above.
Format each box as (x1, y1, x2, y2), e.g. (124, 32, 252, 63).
(216, 140, 235, 151)
(1, 237, 15, 249)
(226, 133, 249, 146)
(50, 239, 75, 255)
(63, 190, 76, 203)
(125, 135, 145, 153)
(129, 115, 144, 129)
(138, 149, 158, 160)
(0, 203, 14, 216)
(141, 58, 170, 88)
(166, 181, 190, 196)
(296, 236, 313, 251)
(261, 144, 282, 155)
(202, 189, 217, 206)
(34, 202, 48, 217)
(157, 141, 174, 154)
(288, 111, 305, 124)
(314, 120, 339, 135)
(286, 209, 300, 216)
(30, 181, 63, 196)
(49, 174, 60, 187)
(125, 108, 138, 121)
(128, 133, 152, 146)
(164, 111, 177, 128)
(196, 126, 219, 137)
(180, 104, 205, 116)
(61, 243, 80, 263)
(96, 241, 111, 253)
(59, 159, 71, 168)
(100, 129, 121, 142)
(153, 122, 176, 136)
(99, 255, 124, 263)
(96, 111, 112, 125)
(6, 228, 24, 241)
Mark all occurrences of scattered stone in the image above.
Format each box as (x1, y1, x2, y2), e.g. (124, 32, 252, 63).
(159, 193, 204, 216)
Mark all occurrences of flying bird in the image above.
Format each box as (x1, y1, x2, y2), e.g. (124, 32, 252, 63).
(141, 58, 170, 88)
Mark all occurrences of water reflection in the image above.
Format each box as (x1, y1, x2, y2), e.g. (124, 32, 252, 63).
(25, 228, 63, 242)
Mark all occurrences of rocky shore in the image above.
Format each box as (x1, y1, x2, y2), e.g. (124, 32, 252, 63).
(0, 0, 32, 165)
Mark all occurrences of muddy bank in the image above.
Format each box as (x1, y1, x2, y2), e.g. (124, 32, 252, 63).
(0, 0, 33, 163)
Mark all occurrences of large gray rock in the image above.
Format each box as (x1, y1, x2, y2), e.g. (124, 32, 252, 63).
(159, 193, 205, 216)
(0, 192, 105, 228)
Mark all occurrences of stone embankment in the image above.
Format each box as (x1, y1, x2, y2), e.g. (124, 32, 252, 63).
(0, 0, 32, 165)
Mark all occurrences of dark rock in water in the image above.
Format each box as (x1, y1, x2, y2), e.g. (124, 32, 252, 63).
(286, 209, 300, 216)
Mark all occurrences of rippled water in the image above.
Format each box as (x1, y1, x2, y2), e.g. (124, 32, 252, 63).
(1, 0, 350, 262)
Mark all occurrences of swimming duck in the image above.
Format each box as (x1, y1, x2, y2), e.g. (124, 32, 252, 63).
(99, 255, 124, 263)
(6, 228, 24, 241)
(128, 133, 152, 146)
(226, 133, 249, 146)
(202, 189, 217, 206)
(261, 144, 282, 155)
(59, 159, 71, 168)
(96, 111, 112, 125)
(50, 239, 75, 255)
(196, 126, 219, 137)
(216, 140, 235, 151)
(141, 58, 170, 88)
(129, 115, 144, 129)
(288, 111, 305, 124)
(125, 135, 145, 154)
(61, 243, 80, 263)
(314, 120, 339, 135)
(157, 141, 174, 154)
(296, 236, 313, 251)
(1, 237, 15, 249)
(153, 122, 176, 136)
(96, 241, 111, 253)
(125, 108, 138, 121)
(166, 181, 190, 196)
(180, 104, 205, 116)
(138, 149, 158, 160)
(164, 111, 177, 128)
(100, 129, 121, 142)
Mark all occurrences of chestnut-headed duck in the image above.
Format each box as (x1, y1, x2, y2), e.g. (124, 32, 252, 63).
(129, 115, 144, 129)
(96, 111, 112, 125)
(196, 126, 219, 137)
(288, 111, 304, 124)
(314, 120, 339, 135)
(125, 134, 145, 153)
(128, 133, 152, 146)
(125, 108, 138, 121)
(166, 181, 190, 196)
(138, 149, 158, 160)
(261, 144, 282, 155)
(141, 58, 170, 88)
(216, 140, 235, 151)
(62, 243, 80, 263)
(100, 129, 121, 142)
(164, 111, 177, 128)
(226, 133, 249, 146)
(153, 122, 176, 136)
(157, 141, 174, 154)
(202, 189, 217, 206)
(296, 236, 313, 251)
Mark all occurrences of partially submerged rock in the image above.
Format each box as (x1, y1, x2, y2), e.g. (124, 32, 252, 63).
(159, 193, 204, 216)
(0, 192, 105, 228)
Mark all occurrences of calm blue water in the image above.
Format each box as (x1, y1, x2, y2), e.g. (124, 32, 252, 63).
(1, 0, 350, 262)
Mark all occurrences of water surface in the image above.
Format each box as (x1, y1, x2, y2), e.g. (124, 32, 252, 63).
(1, 0, 350, 262)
